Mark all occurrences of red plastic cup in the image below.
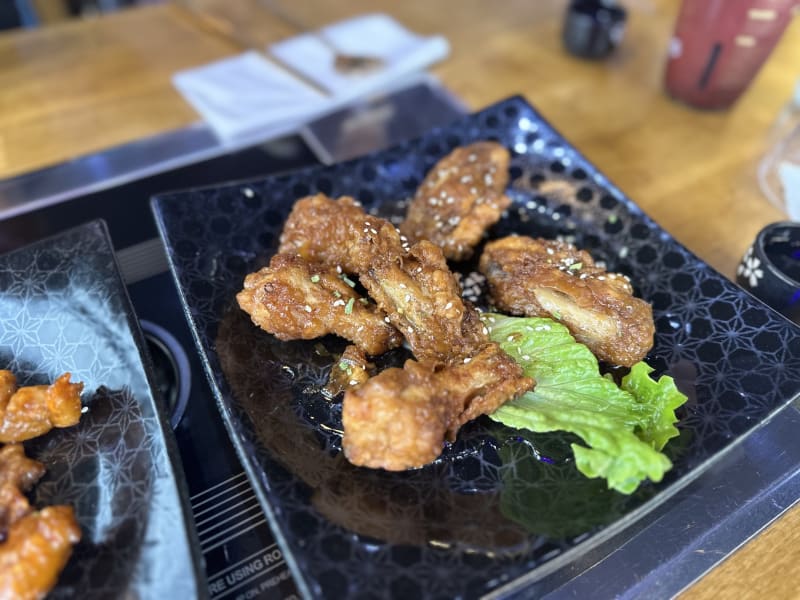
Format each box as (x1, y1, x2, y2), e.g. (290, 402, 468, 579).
(665, 0, 797, 109)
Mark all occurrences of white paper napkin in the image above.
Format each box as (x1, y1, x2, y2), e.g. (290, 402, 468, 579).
(269, 13, 450, 98)
(172, 14, 449, 141)
(172, 51, 328, 141)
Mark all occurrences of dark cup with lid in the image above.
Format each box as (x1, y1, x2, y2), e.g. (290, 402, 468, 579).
(736, 222, 800, 325)
(562, 0, 627, 59)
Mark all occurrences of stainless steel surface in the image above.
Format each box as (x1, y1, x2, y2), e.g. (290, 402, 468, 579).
(0, 73, 452, 221)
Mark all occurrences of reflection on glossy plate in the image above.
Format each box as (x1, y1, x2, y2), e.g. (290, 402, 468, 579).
(0, 220, 205, 599)
(152, 96, 800, 599)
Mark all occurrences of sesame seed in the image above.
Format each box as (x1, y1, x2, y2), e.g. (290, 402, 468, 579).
(468, 154, 477, 162)
(444, 302, 453, 310)
(349, 379, 359, 386)
(333, 299, 346, 307)
(304, 305, 312, 312)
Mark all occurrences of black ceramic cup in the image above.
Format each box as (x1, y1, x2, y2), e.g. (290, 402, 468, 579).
(562, 0, 628, 59)
(736, 221, 800, 324)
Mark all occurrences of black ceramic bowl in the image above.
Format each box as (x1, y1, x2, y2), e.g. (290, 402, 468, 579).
(737, 221, 800, 324)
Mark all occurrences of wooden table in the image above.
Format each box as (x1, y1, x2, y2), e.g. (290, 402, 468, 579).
(1, 1, 798, 597)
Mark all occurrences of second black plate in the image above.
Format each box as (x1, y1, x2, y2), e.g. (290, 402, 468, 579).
(153, 96, 800, 598)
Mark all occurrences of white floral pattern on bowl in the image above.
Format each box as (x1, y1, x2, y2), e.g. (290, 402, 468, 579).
(737, 246, 764, 288)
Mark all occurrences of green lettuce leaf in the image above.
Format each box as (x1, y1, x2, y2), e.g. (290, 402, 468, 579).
(485, 313, 687, 494)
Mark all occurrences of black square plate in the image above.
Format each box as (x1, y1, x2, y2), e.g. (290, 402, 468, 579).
(152, 96, 800, 598)
(0, 220, 205, 598)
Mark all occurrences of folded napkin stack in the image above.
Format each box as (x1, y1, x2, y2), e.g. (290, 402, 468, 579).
(173, 13, 449, 141)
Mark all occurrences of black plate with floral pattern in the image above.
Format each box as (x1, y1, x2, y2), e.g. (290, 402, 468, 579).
(0, 220, 205, 599)
(152, 96, 800, 599)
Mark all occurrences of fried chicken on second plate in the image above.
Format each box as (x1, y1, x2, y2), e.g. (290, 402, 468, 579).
(237, 253, 403, 356)
(400, 141, 512, 261)
(342, 342, 534, 471)
(358, 239, 487, 364)
(274, 193, 487, 364)
(278, 194, 404, 275)
(479, 235, 655, 367)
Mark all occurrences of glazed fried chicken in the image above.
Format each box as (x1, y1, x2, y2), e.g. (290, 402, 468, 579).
(275, 194, 487, 364)
(0, 506, 81, 600)
(342, 343, 534, 470)
(0, 375, 83, 600)
(400, 141, 512, 261)
(359, 239, 487, 364)
(0, 445, 45, 538)
(0, 445, 80, 600)
(237, 253, 402, 356)
(479, 236, 655, 367)
(278, 194, 398, 275)
(0, 372, 83, 443)
(324, 345, 375, 397)
(0, 445, 44, 493)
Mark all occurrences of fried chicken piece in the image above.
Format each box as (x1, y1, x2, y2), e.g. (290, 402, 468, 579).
(342, 343, 534, 470)
(358, 240, 487, 364)
(0, 444, 46, 540)
(0, 445, 44, 494)
(0, 484, 32, 542)
(0, 372, 83, 443)
(237, 253, 403, 356)
(0, 376, 83, 598)
(278, 194, 397, 274)
(324, 345, 375, 397)
(0, 506, 81, 600)
(0, 373, 14, 407)
(400, 141, 512, 261)
(276, 194, 486, 364)
(480, 236, 655, 367)
(0, 443, 45, 539)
